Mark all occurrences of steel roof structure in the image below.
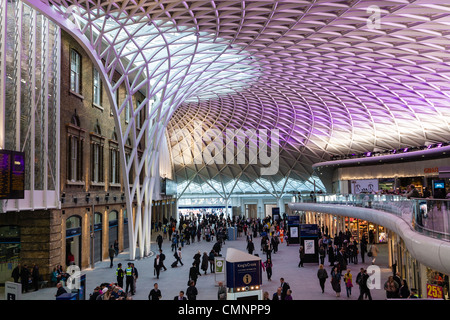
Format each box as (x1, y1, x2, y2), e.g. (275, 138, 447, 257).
(10, 0, 450, 258)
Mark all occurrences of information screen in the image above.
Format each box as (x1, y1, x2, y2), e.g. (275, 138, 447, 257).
(0, 150, 25, 199)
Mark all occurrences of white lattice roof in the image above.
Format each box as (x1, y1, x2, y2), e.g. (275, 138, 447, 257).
(31, 0, 450, 196)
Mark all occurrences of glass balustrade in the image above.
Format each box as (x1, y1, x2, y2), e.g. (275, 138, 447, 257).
(293, 193, 450, 242)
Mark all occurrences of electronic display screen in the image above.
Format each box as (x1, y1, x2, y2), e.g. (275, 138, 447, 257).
(0, 150, 25, 199)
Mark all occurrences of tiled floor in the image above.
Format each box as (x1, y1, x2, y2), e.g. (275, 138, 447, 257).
(1, 232, 392, 300)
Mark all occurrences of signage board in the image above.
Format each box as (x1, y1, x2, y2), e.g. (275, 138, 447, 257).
(426, 283, 444, 299)
(225, 248, 262, 289)
(287, 215, 300, 224)
(304, 239, 315, 254)
(215, 257, 225, 274)
(290, 226, 298, 238)
(350, 179, 378, 194)
(0, 150, 25, 199)
(5, 281, 22, 300)
(300, 224, 319, 237)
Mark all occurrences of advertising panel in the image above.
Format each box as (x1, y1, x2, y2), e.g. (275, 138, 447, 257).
(426, 283, 444, 299)
(304, 239, 315, 254)
(350, 179, 378, 194)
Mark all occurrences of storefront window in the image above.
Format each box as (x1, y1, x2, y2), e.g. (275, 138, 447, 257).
(0, 226, 21, 284)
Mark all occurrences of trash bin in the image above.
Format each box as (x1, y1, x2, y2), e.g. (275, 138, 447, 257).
(56, 293, 78, 300)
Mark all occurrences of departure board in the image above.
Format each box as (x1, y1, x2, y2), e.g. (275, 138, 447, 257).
(0, 150, 25, 199)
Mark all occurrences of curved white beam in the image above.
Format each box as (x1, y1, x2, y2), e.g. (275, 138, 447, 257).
(288, 202, 450, 276)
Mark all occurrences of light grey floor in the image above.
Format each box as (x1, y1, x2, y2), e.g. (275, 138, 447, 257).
(1, 232, 391, 300)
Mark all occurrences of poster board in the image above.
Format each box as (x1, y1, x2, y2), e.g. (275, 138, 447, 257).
(350, 179, 378, 194)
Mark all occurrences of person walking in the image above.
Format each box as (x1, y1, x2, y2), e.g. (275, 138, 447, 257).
(156, 234, 163, 252)
(109, 245, 116, 268)
(186, 280, 198, 300)
(193, 251, 202, 276)
(357, 269, 372, 300)
(360, 236, 367, 263)
(298, 246, 305, 267)
(264, 258, 273, 281)
(368, 244, 379, 265)
(343, 269, 353, 298)
(247, 239, 255, 255)
(217, 281, 227, 300)
(159, 250, 167, 271)
(330, 263, 341, 297)
(116, 263, 124, 288)
(317, 264, 328, 293)
(328, 244, 335, 266)
(189, 262, 199, 286)
(148, 283, 162, 300)
(174, 247, 184, 266)
(201, 252, 209, 275)
(154, 254, 163, 279)
(330, 264, 342, 297)
(319, 246, 326, 265)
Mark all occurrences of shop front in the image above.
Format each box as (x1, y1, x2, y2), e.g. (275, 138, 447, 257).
(345, 218, 388, 244)
(389, 232, 449, 299)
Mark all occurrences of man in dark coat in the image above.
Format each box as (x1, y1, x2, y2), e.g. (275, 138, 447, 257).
(20, 264, 30, 293)
(247, 239, 255, 255)
(55, 282, 67, 297)
(186, 280, 198, 300)
(156, 234, 163, 251)
(11, 264, 21, 283)
(154, 255, 163, 279)
(280, 278, 290, 300)
(189, 263, 199, 286)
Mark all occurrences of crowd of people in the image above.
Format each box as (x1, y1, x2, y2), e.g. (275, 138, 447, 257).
(75, 212, 430, 300)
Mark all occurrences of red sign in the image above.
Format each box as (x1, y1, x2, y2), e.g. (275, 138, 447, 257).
(426, 283, 443, 299)
(424, 167, 439, 174)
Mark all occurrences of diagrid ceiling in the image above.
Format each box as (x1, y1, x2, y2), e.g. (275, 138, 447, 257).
(33, 0, 450, 197)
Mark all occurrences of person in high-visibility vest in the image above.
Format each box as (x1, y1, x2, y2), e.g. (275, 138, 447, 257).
(116, 263, 124, 288)
(125, 263, 134, 295)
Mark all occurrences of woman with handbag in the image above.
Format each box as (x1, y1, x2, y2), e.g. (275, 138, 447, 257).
(344, 269, 353, 297)
(330, 263, 342, 297)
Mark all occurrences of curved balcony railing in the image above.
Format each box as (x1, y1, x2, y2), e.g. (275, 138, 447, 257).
(293, 193, 450, 242)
